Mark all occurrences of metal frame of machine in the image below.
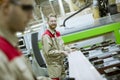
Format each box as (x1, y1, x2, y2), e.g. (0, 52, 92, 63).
(62, 22, 120, 44)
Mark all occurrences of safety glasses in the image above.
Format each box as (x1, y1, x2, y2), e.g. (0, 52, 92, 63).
(10, 0, 34, 11)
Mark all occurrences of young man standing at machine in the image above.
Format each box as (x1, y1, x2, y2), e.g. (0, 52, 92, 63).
(42, 13, 69, 80)
(0, 0, 51, 80)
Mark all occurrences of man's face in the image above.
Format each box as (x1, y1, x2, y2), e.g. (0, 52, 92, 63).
(48, 16, 57, 30)
(7, 0, 33, 32)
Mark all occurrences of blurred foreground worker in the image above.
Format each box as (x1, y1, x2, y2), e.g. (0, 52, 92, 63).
(0, 0, 51, 80)
(42, 13, 69, 80)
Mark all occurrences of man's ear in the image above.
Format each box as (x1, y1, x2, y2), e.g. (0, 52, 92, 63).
(1, 0, 10, 15)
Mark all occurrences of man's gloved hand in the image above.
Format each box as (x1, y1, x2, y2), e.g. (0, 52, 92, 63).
(61, 51, 69, 56)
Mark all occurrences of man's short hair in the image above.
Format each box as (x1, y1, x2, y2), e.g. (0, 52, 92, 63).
(47, 13, 57, 21)
(0, 0, 16, 5)
(0, 0, 3, 5)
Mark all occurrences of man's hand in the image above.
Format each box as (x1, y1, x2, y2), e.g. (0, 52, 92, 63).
(61, 51, 69, 56)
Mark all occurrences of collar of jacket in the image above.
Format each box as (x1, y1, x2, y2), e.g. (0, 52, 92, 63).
(0, 26, 18, 47)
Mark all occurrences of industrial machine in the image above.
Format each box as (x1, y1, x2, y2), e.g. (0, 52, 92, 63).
(60, 13, 120, 80)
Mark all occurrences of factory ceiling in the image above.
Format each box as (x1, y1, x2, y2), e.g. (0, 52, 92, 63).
(35, 0, 46, 5)
(27, 0, 93, 31)
(33, 0, 70, 20)
(31, 0, 92, 26)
